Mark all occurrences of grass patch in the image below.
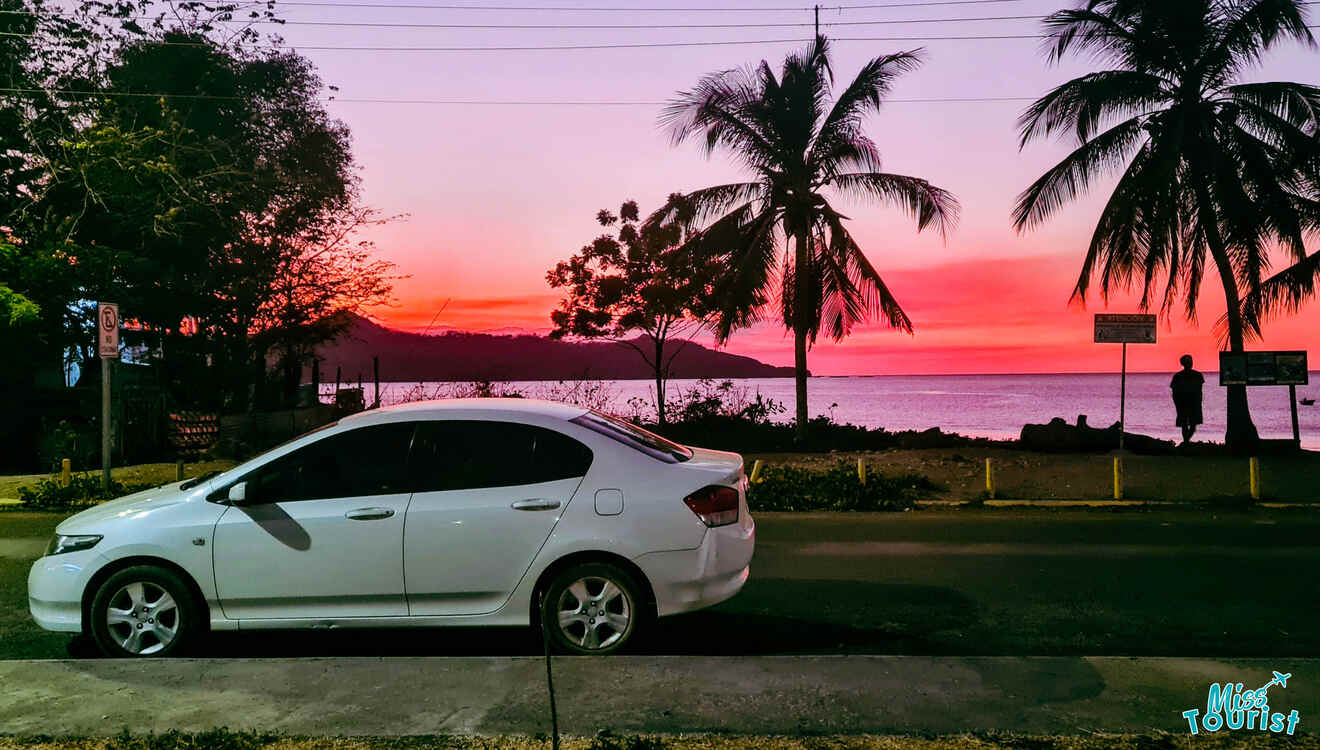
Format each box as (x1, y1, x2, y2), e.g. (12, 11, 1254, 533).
(0, 461, 237, 501)
(0, 511, 71, 659)
(0, 732, 1315, 750)
(748, 462, 943, 512)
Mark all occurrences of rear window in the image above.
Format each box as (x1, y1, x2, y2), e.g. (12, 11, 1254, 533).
(570, 410, 692, 464)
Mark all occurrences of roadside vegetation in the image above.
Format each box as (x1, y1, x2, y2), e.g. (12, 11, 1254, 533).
(748, 463, 941, 512)
(0, 731, 1314, 750)
(1, 461, 236, 508)
(0, 513, 69, 659)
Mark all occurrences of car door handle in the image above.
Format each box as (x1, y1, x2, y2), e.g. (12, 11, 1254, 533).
(345, 507, 395, 521)
(511, 498, 561, 511)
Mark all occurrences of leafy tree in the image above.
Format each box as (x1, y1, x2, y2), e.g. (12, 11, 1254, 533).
(658, 36, 958, 441)
(10, 26, 396, 412)
(250, 206, 400, 406)
(1013, 0, 1320, 450)
(548, 196, 718, 423)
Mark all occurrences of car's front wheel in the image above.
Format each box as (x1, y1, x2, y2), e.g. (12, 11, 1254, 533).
(541, 562, 643, 655)
(89, 566, 198, 657)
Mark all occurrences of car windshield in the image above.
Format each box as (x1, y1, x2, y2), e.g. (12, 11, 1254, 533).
(570, 410, 692, 464)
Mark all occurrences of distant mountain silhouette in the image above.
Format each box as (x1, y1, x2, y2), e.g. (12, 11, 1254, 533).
(315, 315, 798, 382)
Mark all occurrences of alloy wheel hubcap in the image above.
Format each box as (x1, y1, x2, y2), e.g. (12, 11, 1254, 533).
(556, 576, 631, 650)
(105, 582, 179, 655)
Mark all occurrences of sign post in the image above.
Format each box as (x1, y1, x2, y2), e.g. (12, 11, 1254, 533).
(1094, 314, 1157, 451)
(98, 303, 119, 490)
(1219, 350, 1308, 445)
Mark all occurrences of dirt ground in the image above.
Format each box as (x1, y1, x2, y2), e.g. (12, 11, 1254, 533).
(747, 446, 1320, 503)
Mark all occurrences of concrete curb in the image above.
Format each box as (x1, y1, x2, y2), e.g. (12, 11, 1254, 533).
(0, 656, 1314, 736)
(915, 499, 1319, 509)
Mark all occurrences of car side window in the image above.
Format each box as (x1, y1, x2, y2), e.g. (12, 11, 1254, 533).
(243, 422, 416, 502)
(411, 420, 593, 492)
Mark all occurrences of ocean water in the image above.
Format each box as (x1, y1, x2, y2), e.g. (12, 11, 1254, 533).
(326, 372, 1320, 450)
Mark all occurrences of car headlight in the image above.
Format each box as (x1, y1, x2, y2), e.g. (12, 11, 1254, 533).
(45, 534, 102, 557)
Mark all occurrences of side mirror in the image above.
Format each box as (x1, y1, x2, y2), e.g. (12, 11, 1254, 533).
(227, 482, 248, 505)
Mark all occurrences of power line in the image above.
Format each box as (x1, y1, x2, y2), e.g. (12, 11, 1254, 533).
(0, 86, 1039, 103)
(0, 10, 1047, 29)
(0, 31, 1047, 49)
(331, 95, 1040, 103)
(116, 14, 1048, 29)
(2, 25, 1316, 51)
(259, 0, 1027, 10)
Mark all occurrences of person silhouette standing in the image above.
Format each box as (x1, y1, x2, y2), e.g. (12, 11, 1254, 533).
(1171, 354, 1204, 445)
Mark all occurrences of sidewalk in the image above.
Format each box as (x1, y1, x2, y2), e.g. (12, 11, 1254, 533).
(1, 656, 1314, 736)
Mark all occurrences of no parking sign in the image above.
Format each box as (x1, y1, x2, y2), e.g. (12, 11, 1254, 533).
(98, 302, 119, 358)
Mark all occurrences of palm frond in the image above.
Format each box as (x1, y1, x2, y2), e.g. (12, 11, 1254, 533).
(1040, 7, 1138, 67)
(1203, 0, 1315, 82)
(1071, 134, 1181, 305)
(1013, 115, 1147, 230)
(1221, 81, 1320, 136)
(660, 67, 780, 171)
(809, 50, 924, 175)
(820, 208, 913, 335)
(1244, 249, 1320, 325)
(642, 183, 767, 232)
(683, 203, 781, 343)
(828, 171, 960, 238)
(1017, 70, 1169, 147)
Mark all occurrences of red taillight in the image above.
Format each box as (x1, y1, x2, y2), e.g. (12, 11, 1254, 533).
(683, 485, 739, 527)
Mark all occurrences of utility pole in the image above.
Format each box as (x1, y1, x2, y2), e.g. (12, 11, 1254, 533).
(814, 4, 820, 36)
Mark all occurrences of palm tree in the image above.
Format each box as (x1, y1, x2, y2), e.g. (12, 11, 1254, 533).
(657, 36, 959, 442)
(1014, 0, 1319, 451)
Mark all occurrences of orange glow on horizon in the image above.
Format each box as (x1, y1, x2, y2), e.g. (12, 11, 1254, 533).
(372, 253, 1320, 377)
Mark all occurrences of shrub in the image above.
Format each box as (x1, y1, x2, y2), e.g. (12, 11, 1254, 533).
(17, 473, 153, 510)
(588, 732, 668, 750)
(36, 419, 98, 474)
(747, 462, 943, 512)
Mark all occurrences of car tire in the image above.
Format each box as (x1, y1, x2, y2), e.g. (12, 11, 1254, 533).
(540, 562, 643, 655)
(89, 565, 198, 658)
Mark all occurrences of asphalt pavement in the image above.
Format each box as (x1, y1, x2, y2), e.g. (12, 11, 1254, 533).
(3, 509, 1318, 736)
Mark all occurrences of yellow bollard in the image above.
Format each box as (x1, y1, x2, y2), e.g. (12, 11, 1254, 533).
(1250, 457, 1261, 501)
(1113, 456, 1124, 501)
(60, 458, 71, 487)
(749, 459, 763, 485)
(857, 457, 867, 485)
(985, 458, 995, 500)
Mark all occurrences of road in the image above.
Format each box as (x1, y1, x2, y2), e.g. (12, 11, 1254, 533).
(95, 509, 1320, 658)
(5, 509, 1319, 660)
(4, 509, 1318, 736)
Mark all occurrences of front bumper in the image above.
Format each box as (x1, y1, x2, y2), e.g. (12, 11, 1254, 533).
(635, 510, 755, 617)
(28, 551, 103, 633)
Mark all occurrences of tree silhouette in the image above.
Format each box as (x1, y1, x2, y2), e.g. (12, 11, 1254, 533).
(1014, 0, 1319, 450)
(548, 196, 719, 424)
(659, 36, 958, 441)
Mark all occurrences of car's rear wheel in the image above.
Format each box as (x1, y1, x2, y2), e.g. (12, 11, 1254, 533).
(89, 566, 198, 657)
(541, 562, 642, 655)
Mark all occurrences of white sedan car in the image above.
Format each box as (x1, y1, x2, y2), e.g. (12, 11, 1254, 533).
(29, 399, 754, 657)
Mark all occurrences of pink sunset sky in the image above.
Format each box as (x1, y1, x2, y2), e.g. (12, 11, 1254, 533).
(269, 0, 1319, 375)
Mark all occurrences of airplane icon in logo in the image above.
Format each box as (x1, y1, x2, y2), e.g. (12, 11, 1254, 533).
(1262, 671, 1292, 691)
